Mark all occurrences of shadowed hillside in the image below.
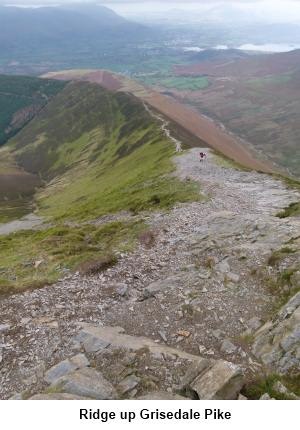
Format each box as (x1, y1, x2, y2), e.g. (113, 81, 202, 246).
(0, 74, 66, 146)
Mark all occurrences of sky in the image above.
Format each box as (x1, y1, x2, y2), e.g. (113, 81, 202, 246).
(2, 0, 300, 24)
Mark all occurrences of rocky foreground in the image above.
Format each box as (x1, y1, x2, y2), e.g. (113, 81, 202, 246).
(1, 148, 299, 400)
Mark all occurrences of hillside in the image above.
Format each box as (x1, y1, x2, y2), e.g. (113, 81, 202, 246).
(44, 69, 276, 174)
(0, 5, 153, 75)
(0, 80, 199, 291)
(0, 74, 66, 146)
(170, 50, 300, 177)
(0, 75, 299, 402)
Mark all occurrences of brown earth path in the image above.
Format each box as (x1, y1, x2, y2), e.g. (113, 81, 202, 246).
(43, 69, 276, 174)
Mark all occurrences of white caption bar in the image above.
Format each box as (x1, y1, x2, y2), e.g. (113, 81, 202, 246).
(1, 400, 298, 430)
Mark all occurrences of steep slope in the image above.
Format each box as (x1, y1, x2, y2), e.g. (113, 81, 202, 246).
(0, 147, 299, 399)
(8, 81, 198, 220)
(172, 50, 300, 177)
(175, 49, 300, 77)
(44, 69, 276, 174)
(0, 81, 200, 291)
(0, 74, 66, 146)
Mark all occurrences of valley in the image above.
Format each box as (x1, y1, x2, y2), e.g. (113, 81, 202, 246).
(143, 49, 300, 178)
(0, 81, 200, 293)
(44, 69, 276, 174)
(0, 1, 299, 404)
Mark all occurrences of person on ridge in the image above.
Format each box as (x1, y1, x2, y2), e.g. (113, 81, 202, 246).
(199, 152, 206, 162)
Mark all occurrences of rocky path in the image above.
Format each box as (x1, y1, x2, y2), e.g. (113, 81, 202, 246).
(0, 148, 299, 399)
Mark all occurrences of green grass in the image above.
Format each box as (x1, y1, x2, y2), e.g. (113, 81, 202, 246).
(7, 82, 201, 222)
(243, 374, 300, 400)
(277, 202, 300, 218)
(0, 220, 145, 294)
(268, 246, 296, 266)
(273, 175, 300, 218)
(0, 81, 202, 294)
(212, 151, 250, 171)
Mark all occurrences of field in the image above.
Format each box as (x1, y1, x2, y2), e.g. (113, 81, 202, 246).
(140, 74, 209, 91)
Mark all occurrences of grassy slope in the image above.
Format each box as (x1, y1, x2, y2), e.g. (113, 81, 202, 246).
(9, 81, 199, 220)
(0, 81, 201, 293)
(0, 74, 66, 146)
(276, 176, 300, 218)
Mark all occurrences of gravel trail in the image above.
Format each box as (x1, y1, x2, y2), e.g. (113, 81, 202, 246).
(0, 148, 299, 398)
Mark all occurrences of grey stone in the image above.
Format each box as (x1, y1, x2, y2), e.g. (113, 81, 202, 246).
(260, 393, 274, 400)
(0, 324, 10, 333)
(51, 367, 117, 400)
(220, 339, 237, 354)
(137, 391, 188, 400)
(76, 324, 202, 361)
(142, 276, 180, 299)
(226, 273, 240, 283)
(253, 291, 300, 374)
(238, 394, 248, 400)
(44, 354, 89, 384)
(116, 283, 128, 297)
(190, 360, 244, 400)
(180, 358, 212, 395)
(29, 393, 91, 400)
(278, 291, 300, 320)
(247, 317, 263, 333)
(212, 329, 223, 340)
(158, 330, 168, 342)
(117, 375, 140, 395)
(76, 330, 110, 353)
(9, 393, 23, 400)
(215, 260, 230, 274)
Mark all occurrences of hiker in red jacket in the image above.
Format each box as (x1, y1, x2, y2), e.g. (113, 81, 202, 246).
(199, 152, 206, 162)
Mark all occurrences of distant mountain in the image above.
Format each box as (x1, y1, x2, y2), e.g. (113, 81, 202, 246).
(176, 49, 300, 77)
(0, 5, 151, 59)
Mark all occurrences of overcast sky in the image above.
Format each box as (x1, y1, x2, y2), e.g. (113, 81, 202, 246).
(2, 1, 300, 23)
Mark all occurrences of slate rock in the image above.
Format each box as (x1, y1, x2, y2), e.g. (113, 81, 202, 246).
(51, 367, 117, 400)
(44, 354, 89, 384)
(189, 360, 244, 400)
(29, 393, 91, 400)
(220, 339, 237, 355)
(137, 391, 188, 400)
(117, 375, 140, 395)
